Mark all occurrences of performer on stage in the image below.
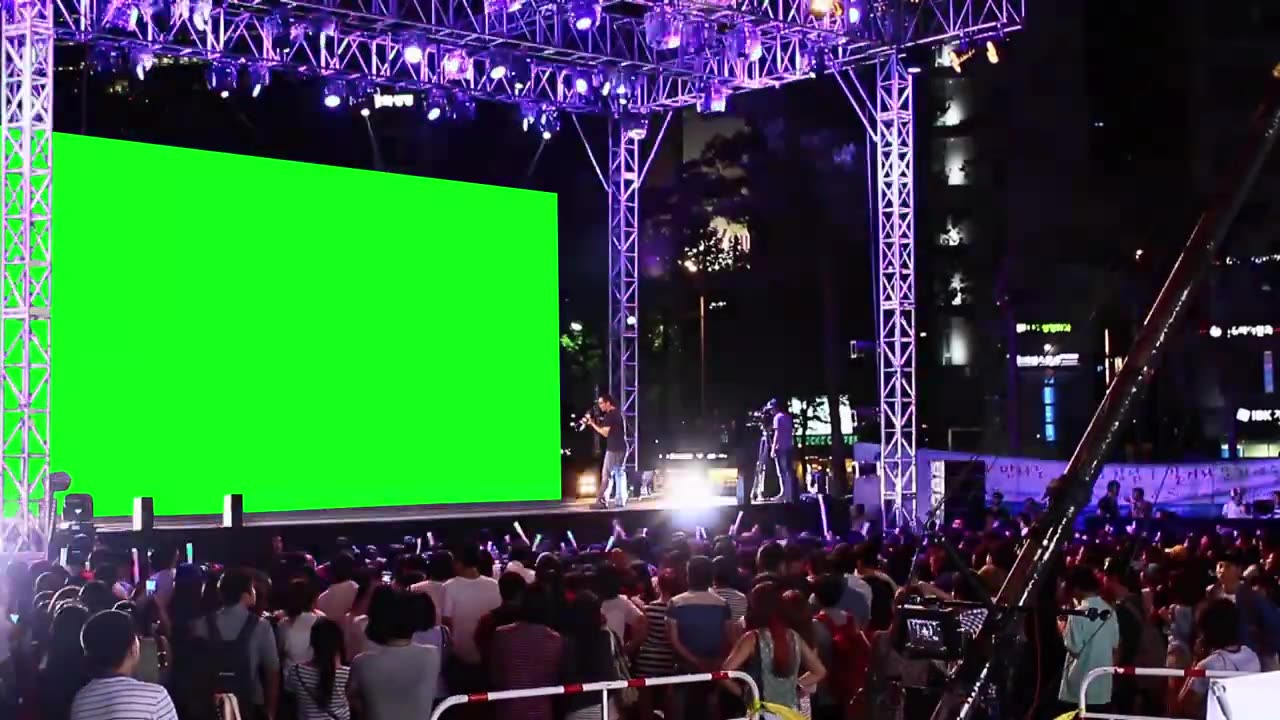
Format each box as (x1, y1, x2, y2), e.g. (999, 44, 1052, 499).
(586, 393, 627, 508)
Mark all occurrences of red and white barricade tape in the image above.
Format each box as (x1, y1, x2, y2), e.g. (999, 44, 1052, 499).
(1077, 666, 1259, 720)
(429, 670, 760, 720)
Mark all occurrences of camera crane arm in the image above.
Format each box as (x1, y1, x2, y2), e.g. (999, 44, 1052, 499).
(932, 64, 1280, 720)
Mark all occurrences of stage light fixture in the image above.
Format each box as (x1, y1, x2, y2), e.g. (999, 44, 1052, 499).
(986, 39, 1000, 64)
(520, 101, 539, 132)
(130, 49, 155, 81)
(622, 114, 648, 140)
(594, 68, 613, 96)
(508, 56, 533, 90)
(697, 84, 728, 114)
(564, 69, 590, 96)
(809, 0, 834, 19)
(205, 62, 237, 98)
(441, 48, 472, 81)
(611, 70, 633, 105)
(644, 9, 681, 50)
(323, 79, 346, 108)
(484, 0, 525, 12)
(537, 106, 560, 140)
(354, 94, 374, 118)
(847, 0, 865, 23)
(403, 37, 425, 65)
(728, 25, 763, 62)
(569, 0, 601, 32)
(486, 51, 511, 81)
(450, 90, 477, 122)
(191, 0, 212, 31)
(248, 65, 270, 98)
(424, 88, 448, 121)
(683, 20, 708, 53)
(947, 42, 974, 73)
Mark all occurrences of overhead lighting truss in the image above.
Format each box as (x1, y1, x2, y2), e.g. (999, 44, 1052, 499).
(50, 0, 1024, 112)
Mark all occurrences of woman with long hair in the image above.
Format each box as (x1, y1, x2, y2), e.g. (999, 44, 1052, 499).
(278, 578, 323, 668)
(561, 591, 622, 720)
(37, 603, 90, 720)
(722, 582, 826, 711)
(286, 618, 352, 720)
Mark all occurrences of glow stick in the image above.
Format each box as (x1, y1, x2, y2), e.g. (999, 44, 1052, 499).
(697, 526, 706, 540)
(131, 548, 140, 585)
(416, 536, 422, 555)
(59, 547, 68, 567)
(533, 534, 543, 549)
(513, 521, 530, 545)
(186, 542, 194, 563)
(567, 530, 578, 549)
(606, 536, 616, 552)
(817, 494, 830, 538)
(427, 532, 435, 547)
(730, 510, 744, 536)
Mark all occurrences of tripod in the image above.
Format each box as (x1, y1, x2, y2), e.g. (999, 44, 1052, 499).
(750, 426, 774, 502)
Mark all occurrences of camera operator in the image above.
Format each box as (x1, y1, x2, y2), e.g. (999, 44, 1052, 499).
(586, 393, 627, 508)
(767, 400, 796, 502)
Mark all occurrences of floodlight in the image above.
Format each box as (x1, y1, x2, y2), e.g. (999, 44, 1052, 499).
(323, 79, 346, 108)
(131, 49, 155, 81)
(441, 48, 472, 81)
(697, 84, 727, 114)
(204, 62, 237, 97)
(569, 0, 601, 32)
(809, 0, 834, 19)
(644, 9, 681, 50)
(986, 40, 1000, 64)
(487, 51, 510, 80)
(537, 106, 560, 139)
(565, 69, 590, 96)
(847, 0, 865, 24)
(191, 0, 212, 31)
(404, 38, 425, 65)
(424, 88, 448, 121)
(520, 101, 539, 132)
(248, 65, 270, 98)
(622, 114, 648, 140)
(728, 25, 762, 62)
(450, 90, 476, 122)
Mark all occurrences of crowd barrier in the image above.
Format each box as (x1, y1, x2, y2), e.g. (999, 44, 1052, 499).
(428, 670, 760, 720)
(1077, 666, 1259, 720)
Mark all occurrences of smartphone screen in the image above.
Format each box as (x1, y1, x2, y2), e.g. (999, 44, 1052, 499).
(145, 578, 158, 596)
(8, 613, 17, 624)
(381, 571, 393, 585)
(186, 542, 195, 563)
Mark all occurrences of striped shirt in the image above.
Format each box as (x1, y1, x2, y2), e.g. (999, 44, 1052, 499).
(714, 587, 749, 621)
(635, 600, 676, 677)
(70, 676, 177, 720)
(285, 663, 352, 720)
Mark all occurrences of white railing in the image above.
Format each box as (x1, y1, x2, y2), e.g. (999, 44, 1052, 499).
(1078, 666, 1259, 720)
(428, 670, 760, 720)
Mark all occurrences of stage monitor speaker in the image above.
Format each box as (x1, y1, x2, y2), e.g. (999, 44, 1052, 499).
(132, 497, 154, 532)
(929, 460, 986, 530)
(222, 494, 244, 528)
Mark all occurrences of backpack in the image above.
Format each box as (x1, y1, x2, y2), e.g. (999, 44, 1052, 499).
(816, 611, 871, 719)
(205, 612, 259, 712)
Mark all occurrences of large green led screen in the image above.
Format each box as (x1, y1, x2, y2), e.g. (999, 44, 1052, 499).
(49, 133, 561, 517)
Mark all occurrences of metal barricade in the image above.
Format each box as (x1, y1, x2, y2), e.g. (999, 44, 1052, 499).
(428, 670, 760, 720)
(1077, 666, 1259, 720)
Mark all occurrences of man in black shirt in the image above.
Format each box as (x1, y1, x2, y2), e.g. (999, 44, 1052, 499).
(1096, 480, 1122, 519)
(586, 393, 628, 508)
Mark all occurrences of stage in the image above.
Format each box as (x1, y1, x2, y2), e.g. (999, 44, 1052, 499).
(86, 494, 800, 561)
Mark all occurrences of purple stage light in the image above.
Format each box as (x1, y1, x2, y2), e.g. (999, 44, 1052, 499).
(574, 75, 590, 94)
(569, 0, 601, 32)
(441, 49, 471, 81)
(404, 43, 424, 65)
(489, 61, 508, 81)
(424, 89, 448, 121)
(847, 0, 864, 24)
(323, 79, 345, 108)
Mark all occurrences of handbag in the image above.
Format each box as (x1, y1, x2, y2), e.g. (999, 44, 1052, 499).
(609, 630, 638, 707)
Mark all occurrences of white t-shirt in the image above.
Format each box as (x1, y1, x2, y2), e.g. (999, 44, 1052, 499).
(601, 596, 644, 641)
(70, 675, 178, 720)
(278, 611, 321, 667)
(408, 579, 446, 625)
(441, 575, 501, 665)
(317, 580, 359, 619)
(1189, 646, 1261, 695)
(1058, 595, 1120, 705)
(1223, 501, 1249, 519)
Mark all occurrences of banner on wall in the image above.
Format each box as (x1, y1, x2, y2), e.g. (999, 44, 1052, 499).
(851, 443, 1280, 508)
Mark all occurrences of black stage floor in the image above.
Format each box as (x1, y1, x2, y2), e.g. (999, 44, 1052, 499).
(89, 495, 808, 561)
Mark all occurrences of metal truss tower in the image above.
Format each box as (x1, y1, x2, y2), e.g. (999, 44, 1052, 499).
(0, 0, 1022, 549)
(607, 118, 642, 472)
(874, 55, 917, 527)
(1, 0, 54, 553)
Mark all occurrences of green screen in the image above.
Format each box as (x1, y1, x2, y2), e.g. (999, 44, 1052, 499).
(51, 133, 561, 517)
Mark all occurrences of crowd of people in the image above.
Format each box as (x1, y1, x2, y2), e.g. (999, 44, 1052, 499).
(1, 491, 1278, 720)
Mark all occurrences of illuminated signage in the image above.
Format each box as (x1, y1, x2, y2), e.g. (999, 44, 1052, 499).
(1208, 324, 1276, 339)
(1236, 408, 1280, 423)
(373, 92, 417, 109)
(1017, 353, 1080, 368)
(1016, 323, 1072, 334)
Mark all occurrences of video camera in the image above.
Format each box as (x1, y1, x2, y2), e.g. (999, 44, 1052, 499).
(746, 402, 778, 428)
(894, 599, 967, 661)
